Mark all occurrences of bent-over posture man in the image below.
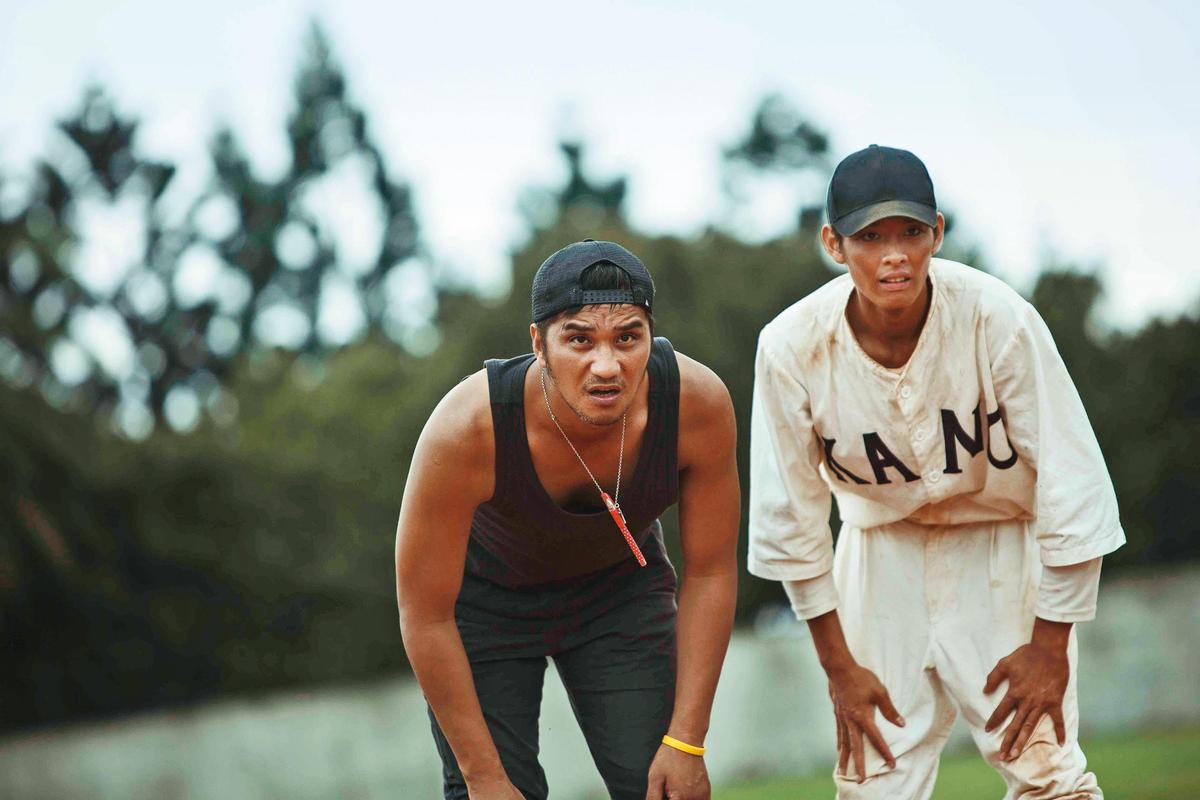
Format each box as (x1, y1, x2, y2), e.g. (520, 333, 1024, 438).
(749, 145, 1124, 799)
(397, 240, 740, 800)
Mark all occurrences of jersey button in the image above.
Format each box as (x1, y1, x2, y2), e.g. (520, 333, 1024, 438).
(927, 469, 942, 483)
(899, 385, 912, 399)
(914, 427, 927, 442)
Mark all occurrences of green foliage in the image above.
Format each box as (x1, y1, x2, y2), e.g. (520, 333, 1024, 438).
(0, 339, 437, 730)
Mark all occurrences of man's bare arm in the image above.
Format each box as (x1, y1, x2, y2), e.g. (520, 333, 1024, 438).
(395, 372, 518, 795)
(670, 354, 740, 741)
(646, 354, 740, 800)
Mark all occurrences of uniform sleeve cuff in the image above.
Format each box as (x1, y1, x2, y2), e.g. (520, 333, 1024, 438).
(1034, 606, 1097, 624)
(782, 572, 840, 621)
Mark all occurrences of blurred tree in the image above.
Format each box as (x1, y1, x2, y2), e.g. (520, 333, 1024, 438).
(723, 93, 830, 173)
(556, 141, 627, 214)
(0, 22, 423, 437)
(0, 86, 173, 422)
(518, 140, 627, 233)
(198, 23, 422, 361)
(721, 93, 831, 234)
(1030, 269, 1107, 371)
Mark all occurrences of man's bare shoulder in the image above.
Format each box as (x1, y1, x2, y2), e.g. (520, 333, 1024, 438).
(428, 368, 491, 431)
(675, 351, 731, 409)
(414, 368, 495, 495)
(673, 351, 736, 460)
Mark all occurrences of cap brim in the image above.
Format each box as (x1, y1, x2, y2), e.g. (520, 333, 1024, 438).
(833, 200, 937, 236)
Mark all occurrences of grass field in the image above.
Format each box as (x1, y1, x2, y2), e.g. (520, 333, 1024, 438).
(715, 728, 1200, 799)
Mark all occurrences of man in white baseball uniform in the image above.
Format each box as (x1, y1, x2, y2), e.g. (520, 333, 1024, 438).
(749, 145, 1124, 799)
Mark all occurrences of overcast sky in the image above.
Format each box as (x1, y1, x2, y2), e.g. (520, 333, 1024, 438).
(3, 0, 1198, 328)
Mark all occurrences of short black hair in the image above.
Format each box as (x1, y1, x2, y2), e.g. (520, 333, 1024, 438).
(535, 260, 655, 341)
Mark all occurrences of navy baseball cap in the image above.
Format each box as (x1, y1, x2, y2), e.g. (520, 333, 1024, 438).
(827, 145, 938, 236)
(531, 239, 654, 323)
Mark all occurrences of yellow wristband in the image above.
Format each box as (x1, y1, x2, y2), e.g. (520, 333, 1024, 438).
(661, 734, 706, 756)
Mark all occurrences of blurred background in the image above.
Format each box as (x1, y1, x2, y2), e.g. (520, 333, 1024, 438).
(2, 2, 1198, 797)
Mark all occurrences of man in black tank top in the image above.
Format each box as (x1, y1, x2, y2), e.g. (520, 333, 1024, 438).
(396, 241, 740, 800)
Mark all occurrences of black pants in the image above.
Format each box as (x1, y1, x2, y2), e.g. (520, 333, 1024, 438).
(428, 547, 678, 800)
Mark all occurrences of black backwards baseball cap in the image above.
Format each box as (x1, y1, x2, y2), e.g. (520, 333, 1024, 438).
(531, 239, 654, 323)
(827, 145, 938, 236)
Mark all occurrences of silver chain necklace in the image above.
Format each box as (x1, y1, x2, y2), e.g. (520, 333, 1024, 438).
(539, 366, 645, 566)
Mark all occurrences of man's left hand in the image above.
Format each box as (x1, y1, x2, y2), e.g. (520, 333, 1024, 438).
(645, 744, 710, 800)
(983, 627, 1070, 761)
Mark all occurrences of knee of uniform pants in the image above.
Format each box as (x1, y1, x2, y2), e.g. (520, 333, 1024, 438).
(966, 670, 1098, 800)
(821, 627, 954, 785)
(1005, 747, 1101, 800)
(833, 729, 952, 800)
(830, 666, 958, 799)
(954, 631, 1098, 799)
(978, 717, 1101, 800)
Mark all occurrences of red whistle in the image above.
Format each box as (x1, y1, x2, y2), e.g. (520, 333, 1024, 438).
(601, 491, 647, 567)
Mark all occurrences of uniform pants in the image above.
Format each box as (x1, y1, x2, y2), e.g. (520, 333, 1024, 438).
(428, 546, 678, 800)
(832, 519, 1101, 800)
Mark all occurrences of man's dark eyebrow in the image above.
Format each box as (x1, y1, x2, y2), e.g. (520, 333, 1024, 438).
(560, 316, 646, 334)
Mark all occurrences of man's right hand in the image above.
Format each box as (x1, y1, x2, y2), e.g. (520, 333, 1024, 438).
(826, 661, 906, 783)
(466, 774, 525, 799)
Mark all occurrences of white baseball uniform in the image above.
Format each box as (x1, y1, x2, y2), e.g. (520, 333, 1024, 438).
(749, 258, 1125, 799)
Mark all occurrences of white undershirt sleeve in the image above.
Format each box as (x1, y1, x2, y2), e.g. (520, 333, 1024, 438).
(782, 572, 840, 621)
(1036, 557, 1102, 623)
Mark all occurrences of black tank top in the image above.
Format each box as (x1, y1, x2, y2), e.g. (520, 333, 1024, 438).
(466, 337, 681, 588)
